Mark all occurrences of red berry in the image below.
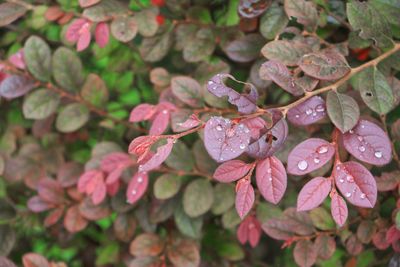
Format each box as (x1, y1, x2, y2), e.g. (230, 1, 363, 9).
(151, 0, 165, 7)
(156, 15, 165, 25)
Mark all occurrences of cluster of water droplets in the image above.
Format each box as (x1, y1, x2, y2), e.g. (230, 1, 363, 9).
(294, 104, 326, 119)
(131, 174, 145, 195)
(349, 125, 383, 159)
(336, 165, 366, 200)
(296, 145, 329, 171)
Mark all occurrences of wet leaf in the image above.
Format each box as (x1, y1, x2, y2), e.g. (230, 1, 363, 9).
(287, 96, 326, 126)
(235, 179, 255, 219)
(297, 177, 331, 211)
(326, 91, 360, 133)
(213, 160, 252, 183)
(261, 39, 312, 66)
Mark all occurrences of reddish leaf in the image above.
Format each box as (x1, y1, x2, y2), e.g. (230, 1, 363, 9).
(334, 161, 377, 208)
(79, 0, 101, 7)
(314, 235, 336, 260)
(57, 162, 82, 187)
(129, 103, 156, 122)
(9, 49, 25, 69)
(77, 25, 91, 51)
(238, 0, 270, 18)
(79, 197, 111, 220)
(0, 75, 35, 99)
(91, 180, 106, 205)
(213, 160, 252, 183)
(149, 109, 170, 135)
(237, 215, 261, 247)
(167, 239, 200, 267)
(65, 19, 92, 51)
(330, 193, 348, 227)
(386, 225, 400, 244)
(27, 196, 54, 212)
(204, 116, 251, 162)
(45, 6, 64, 22)
(44, 207, 64, 227)
(95, 22, 109, 48)
(287, 96, 326, 126)
(345, 235, 363, 255)
(207, 74, 258, 114)
(129, 233, 164, 257)
(287, 138, 334, 175)
(114, 213, 136, 242)
(63, 205, 88, 233)
(175, 114, 200, 131)
(342, 119, 392, 166)
(357, 220, 377, 244)
(22, 253, 50, 267)
(126, 172, 148, 204)
(376, 171, 400, 191)
(256, 156, 287, 204)
(139, 138, 174, 172)
(37, 178, 64, 205)
(293, 240, 318, 267)
(241, 117, 266, 139)
(297, 177, 331, 211)
(372, 229, 391, 250)
(235, 179, 255, 219)
(262, 218, 294, 240)
(283, 208, 314, 235)
(100, 152, 132, 182)
(77, 169, 104, 195)
(128, 135, 159, 161)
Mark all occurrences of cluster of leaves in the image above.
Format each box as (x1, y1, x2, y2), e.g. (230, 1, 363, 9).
(1, 0, 400, 266)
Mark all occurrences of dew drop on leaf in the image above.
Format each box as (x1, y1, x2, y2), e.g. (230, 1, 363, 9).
(346, 175, 354, 183)
(345, 192, 351, 198)
(360, 193, 366, 199)
(317, 146, 328, 154)
(297, 160, 308, 171)
(314, 158, 320, 164)
(374, 151, 382, 158)
(315, 105, 325, 112)
(358, 146, 365, 152)
(306, 109, 312, 115)
(240, 143, 246, 150)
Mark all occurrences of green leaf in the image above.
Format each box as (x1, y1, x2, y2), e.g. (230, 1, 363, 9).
(22, 89, 60, 120)
(222, 207, 241, 229)
(370, 0, 400, 39)
(225, 34, 265, 63)
(260, 3, 289, 40)
(52, 47, 85, 92)
(0, 3, 27, 27)
(327, 91, 360, 133)
(171, 76, 203, 108)
(56, 103, 90, 133)
(96, 243, 119, 265)
(211, 183, 235, 215)
(0, 225, 15, 256)
(82, 0, 125, 22)
(0, 199, 16, 222)
(165, 140, 194, 171)
(174, 205, 203, 238)
(310, 207, 335, 230)
(183, 28, 216, 63)
(346, 1, 392, 47)
(135, 8, 159, 37)
(139, 29, 173, 62)
(215, 242, 245, 261)
(81, 74, 109, 107)
(24, 36, 51, 82)
(153, 174, 182, 200)
(110, 16, 138, 43)
(183, 179, 214, 218)
(261, 39, 312, 66)
(284, 0, 318, 29)
(354, 66, 394, 114)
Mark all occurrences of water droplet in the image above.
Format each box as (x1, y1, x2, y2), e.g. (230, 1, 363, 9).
(173, 139, 178, 144)
(336, 166, 340, 170)
(360, 193, 366, 199)
(297, 160, 308, 171)
(267, 168, 272, 173)
(374, 151, 382, 158)
(244, 128, 250, 134)
(240, 143, 246, 150)
(339, 178, 344, 183)
(358, 146, 366, 152)
(132, 190, 137, 195)
(218, 138, 222, 141)
(295, 114, 300, 118)
(138, 177, 143, 183)
(220, 157, 224, 161)
(224, 119, 231, 124)
(268, 177, 272, 181)
(361, 124, 365, 129)
(349, 130, 354, 134)
(216, 125, 223, 131)
(238, 124, 244, 129)
(305, 109, 313, 115)
(314, 157, 320, 164)
(312, 112, 317, 116)
(162, 109, 168, 114)
(346, 175, 354, 183)
(345, 192, 352, 198)
(138, 165, 143, 171)
(317, 146, 328, 154)
(357, 136, 363, 142)
(208, 81, 213, 85)
(316, 105, 325, 112)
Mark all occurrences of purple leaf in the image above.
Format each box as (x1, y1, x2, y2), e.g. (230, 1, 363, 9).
(247, 118, 288, 159)
(0, 75, 35, 99)
(207, 74, 258, 114)
(256, 156, 287, 204)
(241, 117, 267, 139)
(172, 113, 200, 132)
(331, 193, 348, 226)
(259, 60, 304, 96)
(235, 179, 255, 219)
(287, 96, 326, 126)
(213, 160, 252, 183)
(37, 178, 64, 205)
(204, 116, 251, 162)
(149, 110, 170, 135)
(334, 161, 377, 208)
(100, 152, 132, 173)
(129, 104, 156, 122)
(261, 218, 295, 240)
(342, 119, 392, 166)
(139, 138, 175, 172)
(287, 138, 334, 175)
(297, 177, 331, 211)
(293, 240, 318, 267)
(237, 215, 261, 248)
(28, 196, 53, 212)
(238, 0, 270, 18)
(126, 172, 149, 204)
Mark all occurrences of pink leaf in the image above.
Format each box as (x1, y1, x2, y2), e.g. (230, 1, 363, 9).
(241, 117, 266, 139)
(128, 135, 159, 160)
(126, 172, 148, 204)
(77, 26, 91, 51)
(95, 22, 109, 48)
(79, 0, 101, 7)
(235, 179, 255, 219)
(106, 180, 120, 196)
(22, 253, 50, 267)
(207, 74, 258, 114)
(386, 225, 400, 244)
(256, 156, 287, 204)
(66, 19, 88, 42)
(27, 196, 54, 212)
(100, 152, 132, 173)
(37, 178, 64, 205)
(9, 49, 25, 69)
(77, 169, 104, 194)
(129, 104, 156, 122)
(237, 215, 261, 247)
(287, 138, 334, 175)
(287, 96, 326, 126)
(342, 119, 392, 166)
(149, 110, 170, 135)
(91, 180, 106, 205)
(213, 160, 252, 183)
(297, 177, 331, 211)
(204, 116, 251, 162)
(176, 114, 200, 131)
(293, 240, 318, 267)
(334, 161, 377, 208)
(331, 193, 348, 227)
(139, 138, 175, 172)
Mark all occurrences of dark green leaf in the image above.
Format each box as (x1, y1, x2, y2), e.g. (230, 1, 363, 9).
(211, 183, 235, 215)
(81, 74, 109, 107)
(56, 103, 89, 133)
(225, 34, 265, 62)
(0, 225, 15, 256)
(183, 179, 214, 218)
(165, 140, 194, 171)
(139, 29, 173, 62)
(153, 174, 182, 200)
(260, 3, 289, 40)
(174, 205, 203, 238)
(23, 89, 60, 120)
(24, 36, 51, 82)
(326, 91, 360, 133)
(171, 76, 203, 107)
